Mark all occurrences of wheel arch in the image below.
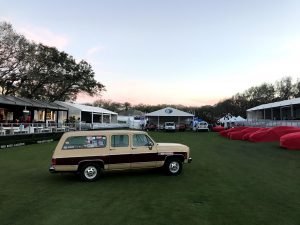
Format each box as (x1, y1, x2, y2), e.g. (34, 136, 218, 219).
(77, 160, 105, 172)
(164, 154, 185, 164)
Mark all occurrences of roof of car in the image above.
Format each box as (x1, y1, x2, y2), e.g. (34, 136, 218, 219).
(63, 129, 147, 136)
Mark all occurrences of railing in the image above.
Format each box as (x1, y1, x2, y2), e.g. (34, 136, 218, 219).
(0, 122, 129, 135)
(242, 120, 300, 128)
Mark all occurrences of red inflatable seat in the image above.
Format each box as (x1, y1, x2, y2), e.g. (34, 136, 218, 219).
(226, 127, 250, 138)
(280, 132, 300, 150)
(219, 127, 248, 137)
(229, 127, 262, 140)
(249, 126, 300, 142)
(243, 128, 269, 140)
(212, 126, 225, 132)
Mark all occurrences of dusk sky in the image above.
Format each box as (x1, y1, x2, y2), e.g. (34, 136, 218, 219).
(1, 0, 300, 106)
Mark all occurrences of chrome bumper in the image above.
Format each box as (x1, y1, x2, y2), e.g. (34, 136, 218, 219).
(188, 157, 192, 163)
(49, 166, 56, 173)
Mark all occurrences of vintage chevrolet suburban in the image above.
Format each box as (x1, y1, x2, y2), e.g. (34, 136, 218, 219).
(49, 130, 192, 181)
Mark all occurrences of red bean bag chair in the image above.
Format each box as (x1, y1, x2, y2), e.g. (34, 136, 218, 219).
(229, 127, 262, 140)
(212, 126, 225, 132)
(226, 127, 250, 138)
(249, 126, 300, 142)
(219, 127, 248, 137)
(280, 132, 300, 150)
(243, 128, 269, 141)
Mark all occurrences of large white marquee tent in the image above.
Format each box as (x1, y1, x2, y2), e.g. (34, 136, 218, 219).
(145, 107, 194, 127)
(55, 101, 117, 124)
(247, 97, 300, 120)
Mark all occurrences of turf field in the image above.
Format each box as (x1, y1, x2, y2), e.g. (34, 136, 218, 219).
(0, 132, 299, 225)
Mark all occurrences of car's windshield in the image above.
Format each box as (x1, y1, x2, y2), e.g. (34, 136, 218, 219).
(165, 122, 174, 126)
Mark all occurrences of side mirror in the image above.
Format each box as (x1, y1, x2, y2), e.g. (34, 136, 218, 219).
(148, 142, 154, 150)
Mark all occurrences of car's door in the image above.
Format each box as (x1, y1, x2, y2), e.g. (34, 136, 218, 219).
(108, 134, 131, 170)
(131, 134, 158, 169)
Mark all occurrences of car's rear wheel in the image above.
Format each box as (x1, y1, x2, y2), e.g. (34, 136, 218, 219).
(80, 163, 101, 182)
(164, 158, 182, 176)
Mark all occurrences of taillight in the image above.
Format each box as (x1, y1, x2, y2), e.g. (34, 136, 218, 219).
(52, 158, 56, 165)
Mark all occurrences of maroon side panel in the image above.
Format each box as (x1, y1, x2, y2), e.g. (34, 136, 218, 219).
(131, 153, 165, 163)
(56, 152, 187, 165)
(109, 154, 131, 164)
(56, 156, 109, 165)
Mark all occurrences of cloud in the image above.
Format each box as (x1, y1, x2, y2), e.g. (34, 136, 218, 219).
(87, 45, 105, 56)
(19, 25, 69, 50)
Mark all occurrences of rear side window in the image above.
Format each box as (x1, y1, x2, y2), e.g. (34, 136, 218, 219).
(111, 135, 129, 148)
(62, 136, 107, 150)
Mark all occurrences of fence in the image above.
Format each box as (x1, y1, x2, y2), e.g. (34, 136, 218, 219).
(242, 120, 300, 128)
(0, 122, 129, 136)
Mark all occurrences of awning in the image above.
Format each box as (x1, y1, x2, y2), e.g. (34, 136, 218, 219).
(0, 95, 68, 111)
(247, 97, 300, 112)
(145, 107, 194, 117)
(55, 101, 117, 115)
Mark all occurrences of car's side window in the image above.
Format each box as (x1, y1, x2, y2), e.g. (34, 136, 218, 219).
(133, 134, 153, 147)
(62, 136, 107, 150)
(111, 135, 129, 148)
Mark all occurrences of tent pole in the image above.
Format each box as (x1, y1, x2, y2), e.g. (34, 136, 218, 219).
(271, 108, 273, 120)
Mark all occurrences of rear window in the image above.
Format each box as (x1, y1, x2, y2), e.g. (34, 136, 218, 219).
(62, 136, 107, 150)
(111, 135, 129, 148)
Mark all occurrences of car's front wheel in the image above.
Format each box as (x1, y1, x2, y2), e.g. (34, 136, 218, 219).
(164, 158, 182, 176)
(79, 163, 101, 182)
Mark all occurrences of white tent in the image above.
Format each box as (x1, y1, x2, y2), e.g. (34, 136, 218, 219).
(218, 114, 246, 128)
(146, 107, 194, 117)
(228, 116, 237, 122)
(236, 116, 246, 122)
(145, 107, 194, 128)
(55, 101, 117, 123)
(218, 114, 233, 123)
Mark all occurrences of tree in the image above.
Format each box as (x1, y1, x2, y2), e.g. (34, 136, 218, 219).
(292, 79, 300, 98)
(0, 21, 105, 101)
(0, 21, 31, 95)
(275, 76, 294, 101)
(123, 102, 131, 111)
(93, 99, 122, 112)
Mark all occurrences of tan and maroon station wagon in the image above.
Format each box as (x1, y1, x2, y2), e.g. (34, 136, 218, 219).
(49, 130, 192, 181)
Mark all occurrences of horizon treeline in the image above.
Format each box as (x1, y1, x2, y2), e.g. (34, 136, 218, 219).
(92, 76, 300, 123)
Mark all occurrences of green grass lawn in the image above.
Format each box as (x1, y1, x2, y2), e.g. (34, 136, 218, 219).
(0, 132, 299, 225)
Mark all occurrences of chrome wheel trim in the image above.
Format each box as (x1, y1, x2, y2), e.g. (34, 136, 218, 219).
(84, 166, 98, 179)
(169, 161, 180, 173)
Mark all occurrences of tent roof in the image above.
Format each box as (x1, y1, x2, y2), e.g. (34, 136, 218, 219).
(218, 115, 246, 122)
(228, 116, 237, 122)
(236, 116, 246, 121)
(145, 107, 194, 117)
(247, 97, 300, 112)
(55, 101, 117, 115)
(218, 114, 232, 123)
(0, 95, 68, 110)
